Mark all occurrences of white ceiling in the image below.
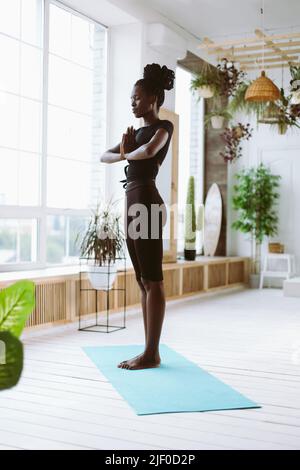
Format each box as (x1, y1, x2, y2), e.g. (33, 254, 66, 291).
(136, 0, 300, 41)
(62, 1, 300, 42)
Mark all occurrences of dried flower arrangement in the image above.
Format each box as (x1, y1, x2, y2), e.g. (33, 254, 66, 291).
(216, 58, 246, 98)
(219, 122, 253, 163)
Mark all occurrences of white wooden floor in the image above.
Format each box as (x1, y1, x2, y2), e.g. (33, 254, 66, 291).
(1, 286, 300, 450)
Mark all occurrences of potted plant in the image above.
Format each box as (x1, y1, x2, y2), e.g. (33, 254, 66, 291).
(204, 108, 232, 129)
(259, 88, 300, 134)
(231, 163, 281, 288)
(0, 280, 35, 391)
(190, 62, 220, 99)
(219, 122, 253, 163)
(75, 200, 125, 291)
(184, 176, 197, 260)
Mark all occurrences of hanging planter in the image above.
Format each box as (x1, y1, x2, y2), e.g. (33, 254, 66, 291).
(204, 107, 232, 129)
(258, 88, 300, 135)
(197, 85, 214, 98)
(211, 115, 225, 129)
(190, 62, 220, 100)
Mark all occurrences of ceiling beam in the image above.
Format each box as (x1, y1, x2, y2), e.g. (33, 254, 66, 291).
(198, 31, 300, 50)
(242, 62, 299, 71)
(202, 36, 226, 55)
(255, 28, 292, 63)
(239, 55, 298, 66)
(208, 40, 300, 54)
(221, 48, 300, 61)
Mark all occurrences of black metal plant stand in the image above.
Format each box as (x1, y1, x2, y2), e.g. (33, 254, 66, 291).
(78, 255, 126, 333)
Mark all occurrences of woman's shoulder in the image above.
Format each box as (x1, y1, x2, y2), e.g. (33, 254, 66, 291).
(156, 119, 174, 134)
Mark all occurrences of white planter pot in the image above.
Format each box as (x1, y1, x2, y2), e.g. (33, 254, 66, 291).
(87, 262, 118, 290)
(211, 116, 225, 129)
(249, 273, 260, 289)
(197, 85, 214, 98)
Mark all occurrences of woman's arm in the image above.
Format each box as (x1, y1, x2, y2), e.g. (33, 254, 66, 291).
(100, 142, 125, 164)
(126, 128, 169, 161)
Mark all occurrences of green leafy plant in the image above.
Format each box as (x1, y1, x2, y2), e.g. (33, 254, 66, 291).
(231, 163, 281, 274)
(0, 280, 35, 391)
(228, 80, 267, 118)
(190, 62, 221, 98)
(184, 176, 197, 260)
(204, 108, 232, 127)
(258, 87, 300, 134)
(75, 199, 125, 266)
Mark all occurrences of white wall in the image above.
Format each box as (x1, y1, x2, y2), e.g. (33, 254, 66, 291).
(227, 70, 300, 278)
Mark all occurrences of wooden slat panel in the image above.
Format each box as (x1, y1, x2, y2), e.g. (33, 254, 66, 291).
(26, 283, 66, 327)
(117, 272, 140, 308)
(164, 268, 180, 297)
(208, 263, 227, 288)
(182, 266, 204, 294)
(0, 257, 249, 330)
(229, 261, 245, 284)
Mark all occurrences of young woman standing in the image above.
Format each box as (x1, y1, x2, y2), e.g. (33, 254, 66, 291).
(100, 63, 175, 370)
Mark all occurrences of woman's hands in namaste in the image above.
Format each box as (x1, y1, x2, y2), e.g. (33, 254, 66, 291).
(120, 126, 137, 159)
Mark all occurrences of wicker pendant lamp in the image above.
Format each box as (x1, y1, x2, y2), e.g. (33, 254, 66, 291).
(245, 0, 280, 102)
(245, 70, 280, 102)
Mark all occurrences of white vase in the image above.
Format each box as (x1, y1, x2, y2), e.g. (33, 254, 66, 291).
(197, 85, 214, 98)
(211, 116, 225, 129)
(87, 262, 118, 290)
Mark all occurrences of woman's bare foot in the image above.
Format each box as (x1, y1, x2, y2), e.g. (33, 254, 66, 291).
(117, 353, 144, 368)
(117, 352, 161, 370)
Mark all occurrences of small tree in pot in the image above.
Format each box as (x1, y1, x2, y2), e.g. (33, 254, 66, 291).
(75, 199, 125, 291)
(184, 176, 197, 260)
(231, 163, 281, 287)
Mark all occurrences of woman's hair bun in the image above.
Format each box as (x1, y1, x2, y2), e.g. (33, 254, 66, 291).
(143, 63, 175, 91)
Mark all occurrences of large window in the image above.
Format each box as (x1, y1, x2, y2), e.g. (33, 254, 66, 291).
(175, 65, 205, 255)
(0, 0, 108, 270)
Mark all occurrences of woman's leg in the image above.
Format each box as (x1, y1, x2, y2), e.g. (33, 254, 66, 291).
(117, 206, 148, 368)
(120, 194, 167, 370)
(141, 277, 166, 359)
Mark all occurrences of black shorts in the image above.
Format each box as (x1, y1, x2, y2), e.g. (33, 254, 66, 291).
(124, 180, 167, 282)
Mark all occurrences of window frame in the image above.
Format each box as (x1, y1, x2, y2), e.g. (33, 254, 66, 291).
(0, 0, 109, 272)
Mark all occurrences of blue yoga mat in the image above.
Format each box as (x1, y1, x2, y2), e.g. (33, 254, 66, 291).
(83, 344, 261, 415)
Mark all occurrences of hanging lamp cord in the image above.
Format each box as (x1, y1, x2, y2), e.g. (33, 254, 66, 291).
(261, 0, 265, 72)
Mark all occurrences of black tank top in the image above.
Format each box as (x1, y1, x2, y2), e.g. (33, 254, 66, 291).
(119, 119, 174, 189)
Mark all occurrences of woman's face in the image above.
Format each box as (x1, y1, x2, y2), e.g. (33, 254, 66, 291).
(131, 84, 156, 118)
